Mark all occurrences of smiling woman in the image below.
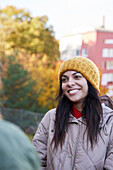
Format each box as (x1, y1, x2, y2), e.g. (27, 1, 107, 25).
(61, 71, 88, 112)
(33, 56, 113, 170)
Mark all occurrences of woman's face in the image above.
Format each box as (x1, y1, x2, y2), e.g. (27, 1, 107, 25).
(61, 71, 88, 111)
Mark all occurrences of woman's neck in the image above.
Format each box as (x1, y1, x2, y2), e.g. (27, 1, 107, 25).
(73, 102, 84, 112)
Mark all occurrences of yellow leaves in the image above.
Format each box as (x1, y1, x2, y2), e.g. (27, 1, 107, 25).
(0, 6, 60, 112)
(99, 86, 108, 96)
(42, 54, 48, 62)
(36, 60, 62, 110)
(18, 53, 61, 110)
(1, 6, 30, 20)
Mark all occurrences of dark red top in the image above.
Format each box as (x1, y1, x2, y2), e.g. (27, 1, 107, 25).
(71, 106, 82, 119)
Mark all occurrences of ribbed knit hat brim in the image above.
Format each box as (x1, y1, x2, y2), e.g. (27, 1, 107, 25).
(58, 56, 100, 91)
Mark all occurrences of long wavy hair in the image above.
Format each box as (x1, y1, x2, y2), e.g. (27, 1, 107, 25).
(52, 79, 103, 149)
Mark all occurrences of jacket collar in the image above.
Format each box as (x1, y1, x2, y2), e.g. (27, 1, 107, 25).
(69, 103, 113, 127)
(53, 103, 113, 127)
(69, 113, 85, 124)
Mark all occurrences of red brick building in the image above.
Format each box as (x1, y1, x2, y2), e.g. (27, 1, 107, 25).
(81, 28, 113, 97)
(60, 28, 113, 97)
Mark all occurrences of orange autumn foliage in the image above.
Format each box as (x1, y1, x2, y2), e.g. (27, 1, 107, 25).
(17, 52, 63, 111)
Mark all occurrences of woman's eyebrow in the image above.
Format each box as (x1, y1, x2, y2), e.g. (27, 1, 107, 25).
(72, 72, 79, 76)
(61, 75, 67, 78)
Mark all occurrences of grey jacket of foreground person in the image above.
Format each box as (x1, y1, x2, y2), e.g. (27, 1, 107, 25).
(33, 100, 113, 170)
(0, 120, 40, 170)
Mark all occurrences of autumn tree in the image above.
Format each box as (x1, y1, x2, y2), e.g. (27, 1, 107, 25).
(34, 60, 63, 112)
(2, 55, 40, 111)
(0, 6, 60, 62)
(0, 6, 60, 112)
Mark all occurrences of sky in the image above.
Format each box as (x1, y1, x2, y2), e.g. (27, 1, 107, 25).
(1, 0, 113, 40)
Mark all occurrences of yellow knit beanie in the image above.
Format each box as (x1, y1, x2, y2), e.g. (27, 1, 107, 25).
(58, 56, 100, 91)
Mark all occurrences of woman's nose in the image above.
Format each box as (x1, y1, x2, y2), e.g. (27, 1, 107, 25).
(67, 79, 75, 86)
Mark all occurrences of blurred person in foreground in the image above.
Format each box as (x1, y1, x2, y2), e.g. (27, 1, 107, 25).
(0, 113, 2, 120)
(0, 113, 40, 170)
(33, 56, 113, 170)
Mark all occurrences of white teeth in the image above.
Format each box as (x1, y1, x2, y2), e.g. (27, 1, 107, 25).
(69, 89, 79, 94)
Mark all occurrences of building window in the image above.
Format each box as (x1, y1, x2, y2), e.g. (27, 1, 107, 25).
(102, 48, 113, 57)
(102, 48, 109, 57)
(101, 73, 113, 86)
(104, 39, 113, 44)
(110, 49, 113, 57)
(82, 48, 88, 57)
(102, 62, 105, 69)
(107, 85, 113, 97)
(106, 61, 113, 70)
(76, 49, 80, 56)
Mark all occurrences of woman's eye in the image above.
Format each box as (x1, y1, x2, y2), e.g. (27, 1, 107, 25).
(74, 75, 81, 79)
(62, 78, 67, 82)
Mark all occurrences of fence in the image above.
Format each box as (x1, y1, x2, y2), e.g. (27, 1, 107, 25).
(0, 107, 44, 135)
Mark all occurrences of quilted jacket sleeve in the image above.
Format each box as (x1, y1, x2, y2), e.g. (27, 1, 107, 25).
(104, 122, 113, 169)
(32, 111, 51, 170)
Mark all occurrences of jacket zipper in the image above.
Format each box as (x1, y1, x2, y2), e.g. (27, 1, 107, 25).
(72, 123, 81, 170)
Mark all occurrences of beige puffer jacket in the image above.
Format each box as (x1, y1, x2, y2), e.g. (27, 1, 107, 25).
(33, 103, 113, 170)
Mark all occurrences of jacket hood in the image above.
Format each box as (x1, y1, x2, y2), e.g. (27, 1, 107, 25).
(100, 103, 113, 128)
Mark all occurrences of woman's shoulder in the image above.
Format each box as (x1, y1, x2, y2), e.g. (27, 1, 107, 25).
(34, 109, 56, 137)
(41, 108, 56, 124)
(46, 108, 56, 115)
(45, 108, 56, 117)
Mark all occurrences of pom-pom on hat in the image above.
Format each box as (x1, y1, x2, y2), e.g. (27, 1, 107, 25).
(58, 56, 100, 92)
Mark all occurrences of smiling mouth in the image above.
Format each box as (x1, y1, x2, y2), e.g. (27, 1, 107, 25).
(68, 89, 80, 94)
